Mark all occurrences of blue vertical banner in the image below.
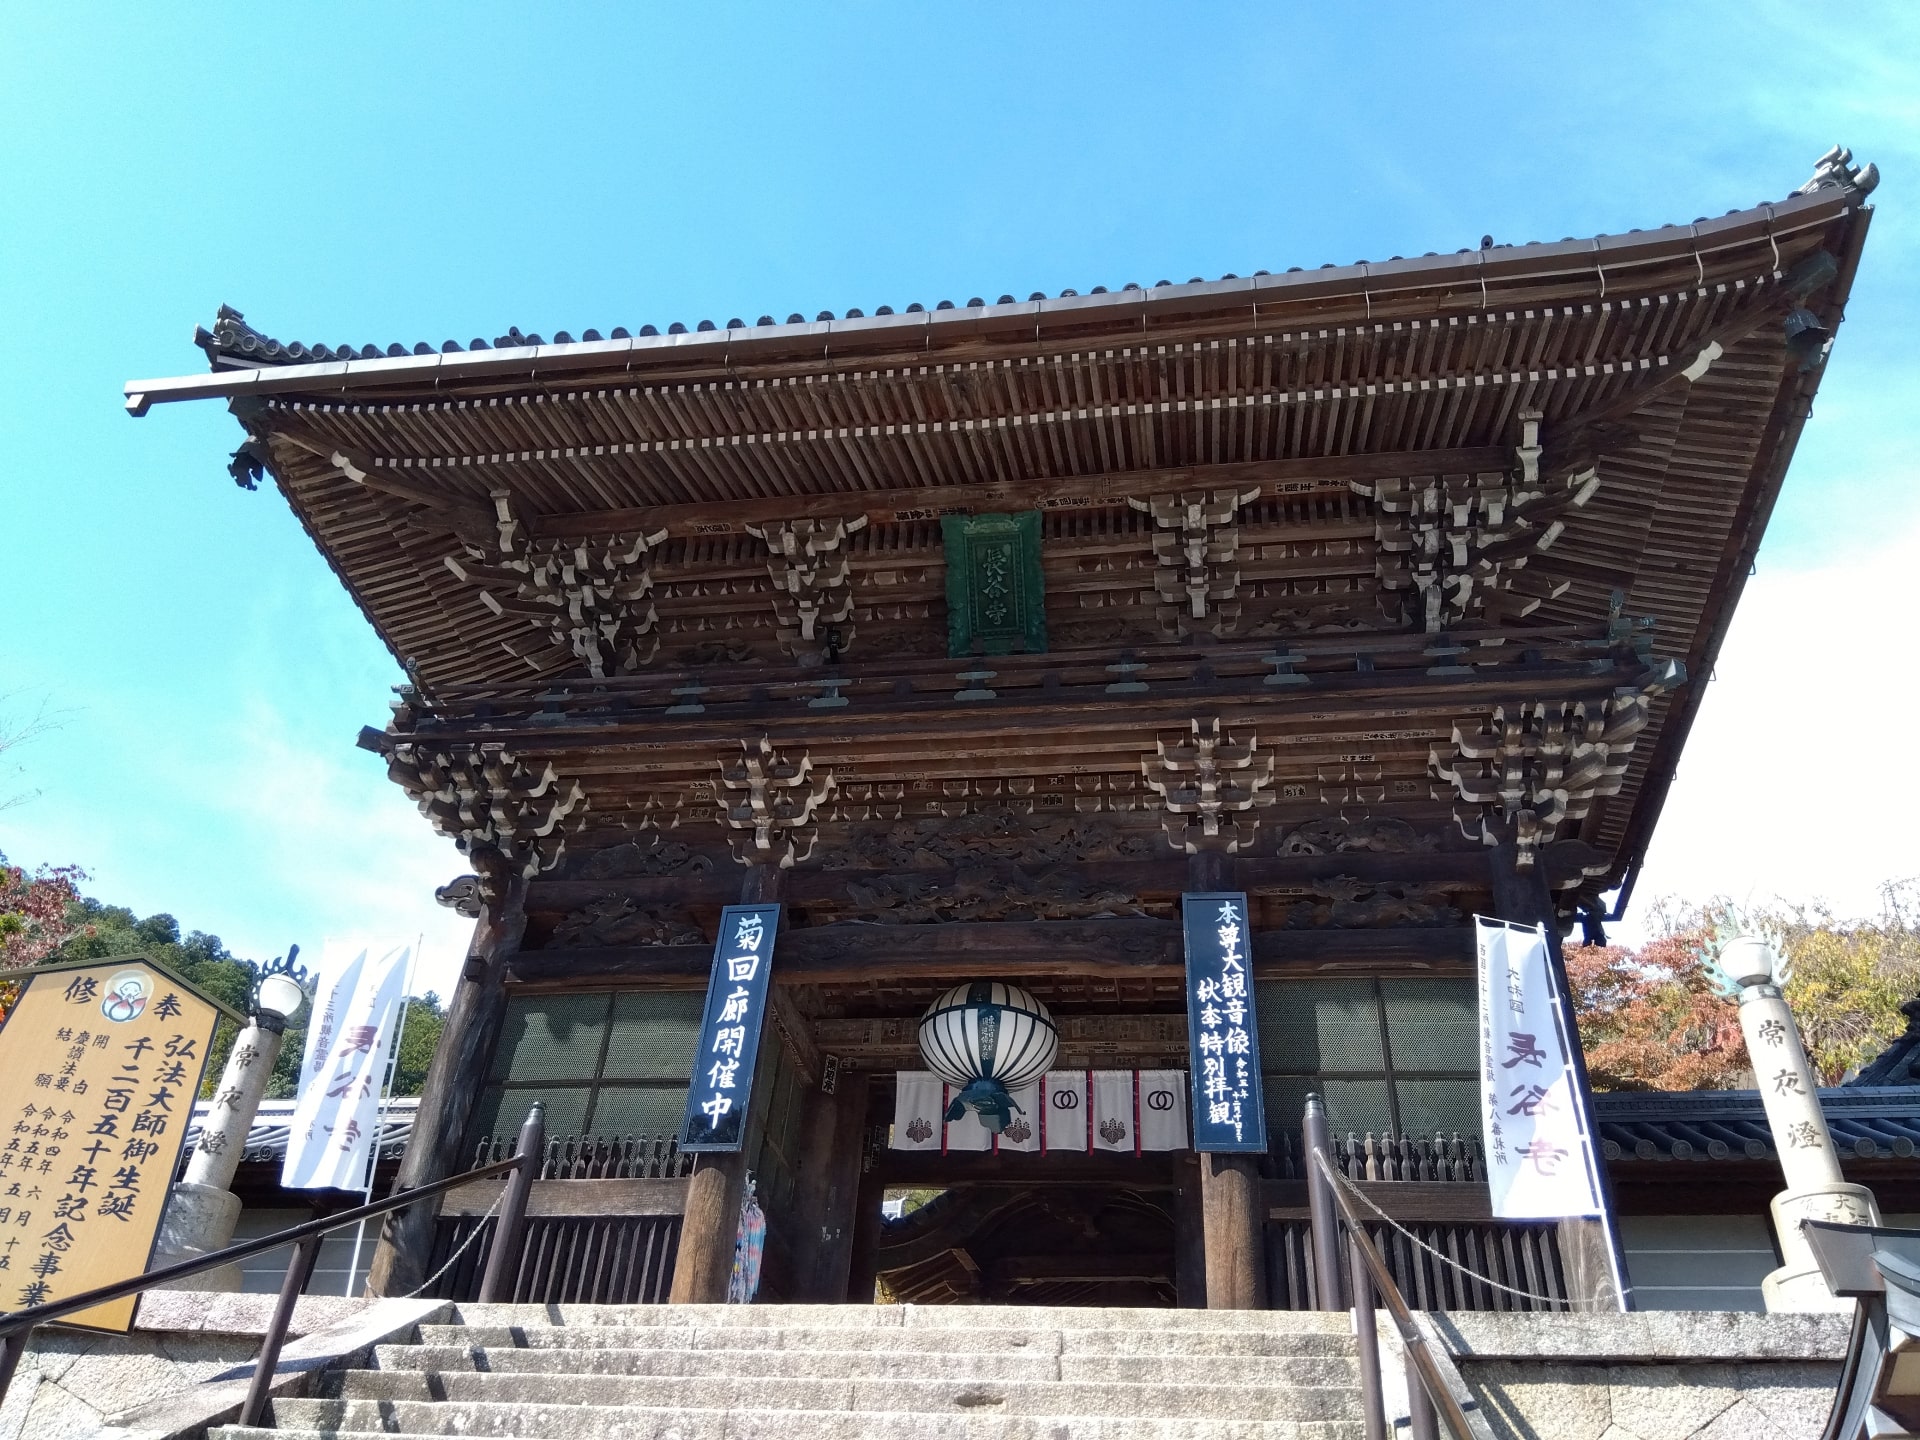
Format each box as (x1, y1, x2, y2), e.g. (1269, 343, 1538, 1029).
(1182, 891, 1268, 1153)
(681, 904, 780, 1151)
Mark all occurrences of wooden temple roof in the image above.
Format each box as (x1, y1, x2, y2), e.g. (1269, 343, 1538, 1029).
(126, 159, 1876, 922)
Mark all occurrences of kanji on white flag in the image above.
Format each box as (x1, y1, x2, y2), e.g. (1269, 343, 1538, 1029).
(1477, 919, 1603, 1220)
(282, 939, 410, 1191)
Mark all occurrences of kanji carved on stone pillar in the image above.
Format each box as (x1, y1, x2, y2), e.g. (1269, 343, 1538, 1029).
(445, 491, 666, 677)
(1142, 718, 1275, 854)
(715, 736, 837, 868)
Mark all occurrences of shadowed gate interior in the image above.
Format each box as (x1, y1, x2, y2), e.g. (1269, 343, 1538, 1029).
(436, 976, 1576, 1310)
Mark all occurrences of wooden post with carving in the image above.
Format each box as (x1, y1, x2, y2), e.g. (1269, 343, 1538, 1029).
(368, 854, 526, 1296)
(1487, 841, 1631, 1312)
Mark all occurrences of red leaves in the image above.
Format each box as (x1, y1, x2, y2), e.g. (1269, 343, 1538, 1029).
(0, 854, 87, 972)
(1567, 928, 1750, 1091)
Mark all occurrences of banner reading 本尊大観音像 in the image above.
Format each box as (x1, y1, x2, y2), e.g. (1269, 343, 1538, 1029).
(1477, 917, 1605, 1220)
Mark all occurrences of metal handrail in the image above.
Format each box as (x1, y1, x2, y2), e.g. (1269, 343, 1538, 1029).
(0, 1102, 545, 1430)
(1312, 1147, 1480, 1440)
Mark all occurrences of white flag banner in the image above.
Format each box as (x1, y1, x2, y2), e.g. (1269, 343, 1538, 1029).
(1041, 1071, 1089, 1151)
(997, 1081, 1041, 1153)
(891, 1071, 944, 1151)
(282, 938, 411, 1191)
(889, 1071, 1189, 1154)
(943, 1082, 993, 1153)
(1477, 918, 1604, 1219)
(1091, 1070, 1136, 1153)
(1138, 1070, 1191, 1152)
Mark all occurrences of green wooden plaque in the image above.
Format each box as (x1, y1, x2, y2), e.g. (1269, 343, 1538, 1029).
(942, 511, 1046, 656)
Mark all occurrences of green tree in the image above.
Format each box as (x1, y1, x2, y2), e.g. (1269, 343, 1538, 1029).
(49, 897, 448, 1099)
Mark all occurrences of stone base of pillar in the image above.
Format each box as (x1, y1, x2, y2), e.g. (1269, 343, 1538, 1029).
(1762, 1261, 1854, 1314)
(1762, 1182, 1880, 1313)
(150, 1181, 246, 1292)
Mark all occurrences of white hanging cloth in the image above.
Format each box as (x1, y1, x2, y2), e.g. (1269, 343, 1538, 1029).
(890, 1070, 1189, 1153)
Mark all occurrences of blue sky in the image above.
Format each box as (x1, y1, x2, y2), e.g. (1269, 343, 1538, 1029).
(3, 5, 1916, 989)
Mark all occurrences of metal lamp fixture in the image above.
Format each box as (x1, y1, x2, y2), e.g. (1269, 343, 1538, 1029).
(917, 981, 1058, 1134)
(253, 945, 309, 1030)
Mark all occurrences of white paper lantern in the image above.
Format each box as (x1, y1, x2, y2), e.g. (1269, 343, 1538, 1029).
(918, 981, 1058, 1133)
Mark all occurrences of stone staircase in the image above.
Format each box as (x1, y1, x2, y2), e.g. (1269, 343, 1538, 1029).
(210, 1301, 1371, 1439)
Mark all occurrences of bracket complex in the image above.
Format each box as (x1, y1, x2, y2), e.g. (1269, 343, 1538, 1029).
(1355, 412, 1599, 633)
(747, 517, 868, 661)
(1143, 717, 1276, 854)
(446, 491, 667, 678)
(1130, 488, 1261, 639)
(1429, 691, 1654, 871)
(382, 739, 588, 890)
(715, 736, 837, 868)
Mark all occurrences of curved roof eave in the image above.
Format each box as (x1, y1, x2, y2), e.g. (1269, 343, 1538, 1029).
(124, 187, 1859, 416)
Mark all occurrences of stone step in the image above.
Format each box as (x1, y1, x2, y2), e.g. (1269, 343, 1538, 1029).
(257, 1399, 1370, 1439)
(412, 1322, 1359, 1358)
(447, 1302, 1356, 1335)
(332, 1368, 1357, 1422)
(372, 1341, 1361, 1387)
(413, 1322, 1358, 1357)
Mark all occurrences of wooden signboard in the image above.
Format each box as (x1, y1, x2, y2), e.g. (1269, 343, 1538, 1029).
(0, 960, 221, 1331)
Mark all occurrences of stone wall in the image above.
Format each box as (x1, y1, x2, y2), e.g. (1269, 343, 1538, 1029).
(0, 1290, 445, 1440)
(1425, 1311, 1850, 1440)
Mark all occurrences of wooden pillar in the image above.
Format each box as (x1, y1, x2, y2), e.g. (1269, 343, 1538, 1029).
(1487, 842, 1631, 1312)
(845, 1161, 888, 1303)
(790, 1070, 872, 1302)
(669, 862, 782, 1303)
(1172, 1152, 1208, 1308)
(368, 858, 526, 1296)
(1200, 1151, 1269, 1309)
(1188, 846, 1269, 1309)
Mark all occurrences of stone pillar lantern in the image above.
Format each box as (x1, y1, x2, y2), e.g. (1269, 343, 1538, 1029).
(1719, 928, 1879, 1313)
(152, 950, 309, 1290)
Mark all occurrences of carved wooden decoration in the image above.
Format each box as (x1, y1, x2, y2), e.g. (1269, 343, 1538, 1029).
(1129, 487, 1260, 638)
(1429, 691, 1653, 869)
(550, 896, 706, 948)
(1141, 717, 1275, 854)
(445, 491, 666, 677)
(714, 736, 836, 868)
(382, 739, 587, 883)
(746, 517, 868, 661)
(1353, 412, 1600, 633)
(434, 875, 485, 918)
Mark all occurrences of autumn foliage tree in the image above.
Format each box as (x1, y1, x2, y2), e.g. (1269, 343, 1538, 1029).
(0, 851, 86, 1020)
(1570, 881, 1920, 1091)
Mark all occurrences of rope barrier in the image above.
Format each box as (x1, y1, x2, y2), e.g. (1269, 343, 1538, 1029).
(1316, 1152, 1569, 1307)
(398, 1186, 508, 1301)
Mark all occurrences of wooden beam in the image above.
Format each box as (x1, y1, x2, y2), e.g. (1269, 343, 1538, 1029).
(525, 842, 1604, 916)
(984, 1254, 1173, 1286)
(440, 1175, 689, 1218)
(874, 1150, 1180, 1189)
(1264, 1178, 1493, 1224)
(505, 919, 1478, 989)
(533, 449, 1509, 541)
